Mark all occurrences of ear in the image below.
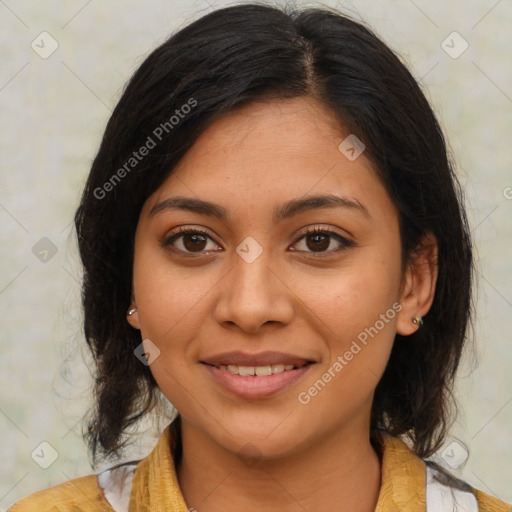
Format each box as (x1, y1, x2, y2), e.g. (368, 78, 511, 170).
(396, 232, 438, 336)
(126, 298, 141, 330)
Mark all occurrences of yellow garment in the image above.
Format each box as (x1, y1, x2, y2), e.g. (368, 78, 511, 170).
(8, 426, 511, 512)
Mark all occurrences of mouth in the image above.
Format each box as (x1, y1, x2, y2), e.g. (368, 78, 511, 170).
(200, 351, 315, 399)
(202, 361, 312, 376)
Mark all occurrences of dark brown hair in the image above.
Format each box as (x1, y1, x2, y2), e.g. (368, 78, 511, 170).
(74, 2, 473, 464)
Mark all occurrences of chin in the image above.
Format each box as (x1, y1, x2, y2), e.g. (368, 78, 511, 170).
(202, 409, 314, 460)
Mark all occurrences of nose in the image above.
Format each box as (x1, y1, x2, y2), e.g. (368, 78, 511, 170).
(213, 250, 294, 334)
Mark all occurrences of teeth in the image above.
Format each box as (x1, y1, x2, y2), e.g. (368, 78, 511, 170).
(255, 365, 272, 376)
(239, 366, 255, 376)
(217, 363, 301, 375)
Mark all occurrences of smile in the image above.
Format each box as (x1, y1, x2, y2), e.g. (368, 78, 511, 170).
(209, 362, 309, 376)
(202, 361, 314, 399)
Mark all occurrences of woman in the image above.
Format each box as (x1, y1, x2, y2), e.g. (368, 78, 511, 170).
(9, 3, 511, 511)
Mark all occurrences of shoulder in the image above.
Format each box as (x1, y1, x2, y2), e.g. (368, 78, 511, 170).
(426, 463, 512, 512)
(473, 487, 512, 512)
(426, 460, 510, 512)
(8, 474, 113, 512)
(378, 433, 511, 512)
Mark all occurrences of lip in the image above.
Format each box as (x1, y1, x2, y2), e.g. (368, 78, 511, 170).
(201, 350, 314, 367)
(202, 361, 314, 399)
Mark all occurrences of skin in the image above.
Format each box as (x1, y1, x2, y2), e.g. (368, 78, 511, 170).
(127, 97, 438, 512)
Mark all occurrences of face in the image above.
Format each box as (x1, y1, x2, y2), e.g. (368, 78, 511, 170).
(127, 97, 431, 459)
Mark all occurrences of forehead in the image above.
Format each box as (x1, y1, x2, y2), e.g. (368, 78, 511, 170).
(175, 97, 347, 171)
(143, 97, 395, 222)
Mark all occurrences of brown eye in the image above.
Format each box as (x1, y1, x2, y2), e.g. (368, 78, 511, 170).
(182, 232, 207, 252)
(161, 228, 222, 254)
(305, 232, 330, 251)
(291, 228, 353, 254)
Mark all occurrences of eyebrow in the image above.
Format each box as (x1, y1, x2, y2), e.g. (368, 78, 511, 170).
(149, 194, 370, 222)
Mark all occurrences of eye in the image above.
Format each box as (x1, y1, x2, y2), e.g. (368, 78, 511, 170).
(290, 227, 354, 255)
(161, 225, 354, 257)
(161, 227, 222, 254)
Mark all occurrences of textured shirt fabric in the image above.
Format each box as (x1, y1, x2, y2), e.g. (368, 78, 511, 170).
(8, 425, 511, 512)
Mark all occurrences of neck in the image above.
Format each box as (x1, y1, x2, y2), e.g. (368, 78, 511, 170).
(176, 420, 382, 512)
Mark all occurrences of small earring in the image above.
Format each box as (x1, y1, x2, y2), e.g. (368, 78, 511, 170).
(412, 316, 423, 327)
(127, 307, 137, 316)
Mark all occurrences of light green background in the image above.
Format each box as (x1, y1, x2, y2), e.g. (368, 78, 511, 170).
(1, 0, 511, 508)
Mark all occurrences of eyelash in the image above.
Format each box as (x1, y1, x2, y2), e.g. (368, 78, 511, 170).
(161, 226, 354, 257)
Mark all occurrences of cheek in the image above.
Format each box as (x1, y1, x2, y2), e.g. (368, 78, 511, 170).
(302, 256, 400, 335)
(295, 249, 401, 388)
(132, 242, 201, 342)
(131, 242, 229, 368)
(136, 289, 206, 351)
(294, 272, 399, 420)
(131, 246, 212, 410)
